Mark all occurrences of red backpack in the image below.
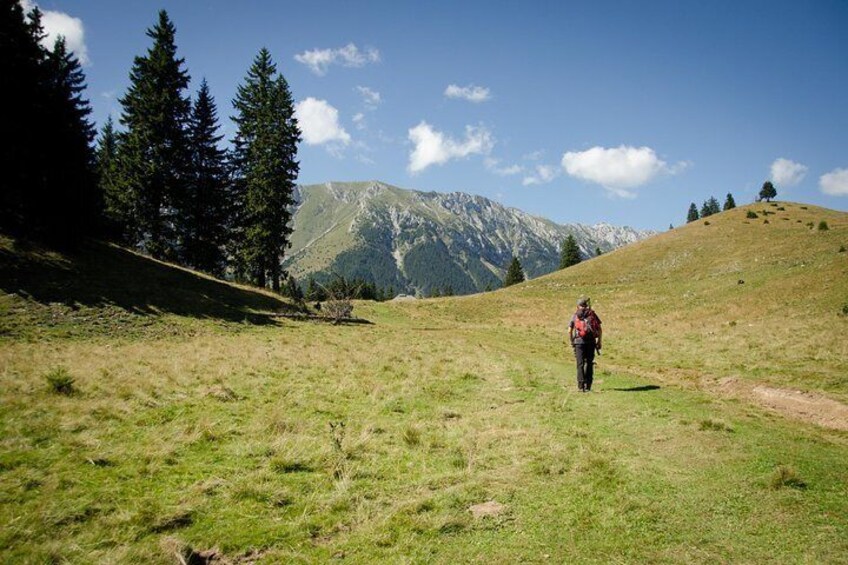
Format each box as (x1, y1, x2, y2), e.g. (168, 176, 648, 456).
(574, 309, 601, 338)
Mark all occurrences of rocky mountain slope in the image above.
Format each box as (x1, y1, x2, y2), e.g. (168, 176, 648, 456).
(284, 181, 653, 295)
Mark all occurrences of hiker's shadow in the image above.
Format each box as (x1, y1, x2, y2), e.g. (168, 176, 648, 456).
(609, 385, 661, 392)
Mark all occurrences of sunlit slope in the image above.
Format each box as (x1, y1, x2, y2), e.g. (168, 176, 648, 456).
(383, 201, 848, 399)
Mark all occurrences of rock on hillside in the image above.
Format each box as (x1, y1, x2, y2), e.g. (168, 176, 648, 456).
(284, 181, 653, 296)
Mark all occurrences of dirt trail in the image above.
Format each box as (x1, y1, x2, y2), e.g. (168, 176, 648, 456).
(605, 364, 848, 432)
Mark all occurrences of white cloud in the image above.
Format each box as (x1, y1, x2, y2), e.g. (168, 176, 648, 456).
(20, 0, 89, 65)
(355, 86, 381, 109)
(352, 112, 366, 130)
(294, 98, 351, 146)
(561, 145, 682, 198)
(820, 168, 848, 196)
(484, 157, 522, 176)
(523, 164, 559, 186)
(294, 43, 380, 75)
(770, 158, 808, 187)
(444, 84, 491, 103)
(407, 121, 494, 174)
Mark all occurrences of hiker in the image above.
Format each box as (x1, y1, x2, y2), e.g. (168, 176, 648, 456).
(568, 296, 602, 392)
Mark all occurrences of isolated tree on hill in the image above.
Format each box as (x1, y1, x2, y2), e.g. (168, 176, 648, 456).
(231, 47, 301, 291)
(559, 234, 581, 269)
(686, 203, 699, 223)
(700, 197, 720, 218)
(595, 246, 603, 256)
(116, 10, 192, 259)
(723, 192, 736, 211)
(504, 256, 526, 287)
(181, 79, 230, 276)
(759, 181, 777, 202)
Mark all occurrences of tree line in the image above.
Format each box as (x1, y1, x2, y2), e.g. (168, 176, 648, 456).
(685, 182, 779, 224)
(2, 5, 300, 292)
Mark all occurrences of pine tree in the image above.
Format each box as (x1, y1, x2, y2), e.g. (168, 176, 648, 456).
(504, 256, 526, 287)
(97, 117, 132, 241)
(559, 235, 581, 269)
(181, 79, 229, 276)
(595, 247, 603, 257)
(42, 36, 97, 244)
(700, 196, 720, 218)
(1, 0, 46, 234)
(1, 3, 96, 244)
(686, 203, 699, 223)
(117, 10, 191, 259)
(231, 48, 301, 291)
(759, 181, 777, 202)
(723, 193, 736, 211)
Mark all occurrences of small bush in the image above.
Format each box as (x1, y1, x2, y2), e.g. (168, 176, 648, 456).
(769, 202, 778, 207)
(839, 245, 846, 253)
(818, 221, 829, 231)
(746, 211, 758, 219)
(769, 465, 807, 490)
(763, 219, 769, 224)
(776, 206, 785, 211)
(703, 221, 710, 226)
(800, 206, 808, 210)
(806, 222, 814, 229)
(45, 367, 75, 395)
(841, 304, 848, 317)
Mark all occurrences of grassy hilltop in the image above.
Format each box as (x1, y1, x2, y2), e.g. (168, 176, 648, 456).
(1, 201, 847, 563)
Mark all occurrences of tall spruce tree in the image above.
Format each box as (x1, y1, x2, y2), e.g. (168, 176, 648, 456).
(97, 116, 132, 241)
(559, 234, 581, 269)
(2, 3, 96, 244)
(117, 10, 191, 259)
(686, 203, 699, 223)
(42, 36, 97, 243)
(231, 48, 300, 291)
(181, 79, 229, 276)
(504, 256, 526, 287)
(700, 197, 720, 218)
(723, 192, 736, 211)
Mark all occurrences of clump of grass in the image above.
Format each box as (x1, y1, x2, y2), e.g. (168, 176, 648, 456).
(699, 418, 733, 432)
(776, 206, 785, 211)
(840, 304, 848, 317)
(746, 211, 758, 219)
(818, 221, 829, 231)
(770, 465, 807, 490)
(806, 221, 814, 229)
(763, 219, 770, 224)
(839, 245, 846, 253)
(45, 367, 75, 395)
(402, 425, 422, 446)
(704, 221, 710, 226)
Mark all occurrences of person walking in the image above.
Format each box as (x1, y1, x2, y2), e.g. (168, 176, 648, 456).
(568, 296, 602, 392)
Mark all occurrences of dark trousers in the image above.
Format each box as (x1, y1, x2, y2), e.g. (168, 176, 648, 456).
(574, 342, 595, 390)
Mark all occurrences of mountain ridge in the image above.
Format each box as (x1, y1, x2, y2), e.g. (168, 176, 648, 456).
(285, 180, 654, 295)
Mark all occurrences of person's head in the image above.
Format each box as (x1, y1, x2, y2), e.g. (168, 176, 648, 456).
(577, 296, 590, 309)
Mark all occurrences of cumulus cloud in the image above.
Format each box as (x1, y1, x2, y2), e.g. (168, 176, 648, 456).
(294, 98, 351, 146)
(294, 43, 380, 75)
(484, 157, 522, 176)
(444, 84, 491, 103)
(770, 158, 808, 187)
(20, 0, 89, 65)
(561, 145, 683, 198)
(407, 121, 494, 174)
(523, 164, 559, 186)
(356, 86, 381, 109)
(819, 168, 848, 196)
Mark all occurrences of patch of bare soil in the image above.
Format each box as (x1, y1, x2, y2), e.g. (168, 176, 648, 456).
(710, 376, 848, 432)
(469, 500, 506, 519)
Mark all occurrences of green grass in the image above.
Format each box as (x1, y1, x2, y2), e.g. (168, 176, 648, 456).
(1, 201, 847, 562)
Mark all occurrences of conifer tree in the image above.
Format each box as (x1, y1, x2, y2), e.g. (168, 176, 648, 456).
(97, 117, 132, 241)
(559, 234, 581, 269)
(686, 203, 699, 223)
(117, 10, 191, 259)
(181, 79, 229, 276)
(700, 196, 720, 218)
(231, 48, 301, 291)
(759, 181, 777, 202)
(504, 256, 526, 287)
(723, 193, 736, 211)
(42, 36, 97, 243)
(595, 247, 603, 256)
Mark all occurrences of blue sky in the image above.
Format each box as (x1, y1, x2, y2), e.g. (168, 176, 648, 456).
(27, 0, 848, 230)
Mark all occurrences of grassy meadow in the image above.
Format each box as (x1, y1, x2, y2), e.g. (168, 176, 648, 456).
(1, 202, 847, 563)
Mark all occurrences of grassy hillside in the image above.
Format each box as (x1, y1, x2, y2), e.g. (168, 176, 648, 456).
(1, 201, 847, 563)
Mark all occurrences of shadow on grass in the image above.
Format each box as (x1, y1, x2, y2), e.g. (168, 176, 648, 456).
(610, 385, 661, 392)
(0, 237, 299, 325)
